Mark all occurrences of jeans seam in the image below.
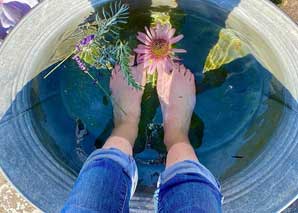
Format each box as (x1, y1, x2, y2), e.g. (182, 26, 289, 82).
(118, 172, 130, 213)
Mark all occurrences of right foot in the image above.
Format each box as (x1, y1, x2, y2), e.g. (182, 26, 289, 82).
(157, 63, 196, 149)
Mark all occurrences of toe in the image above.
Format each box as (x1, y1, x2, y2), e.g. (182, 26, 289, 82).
(129, 55, 136, 66)
(178, 64, 183, 73)
(179, 64, 188, 77)
(111, 68, 116, 79)
(115, 64, 121, 72)
(189, 72, 196, 93)
(184, 68, 190, 77)
(171, 63, 180, 75)
(132, 63, 146, 87)
(185, 69, 193, 79)
(180, 64, 185, 71)
(189, 71, 194, 82)
(112, 65, 121, 80)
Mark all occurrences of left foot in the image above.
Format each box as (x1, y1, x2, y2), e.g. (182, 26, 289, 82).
(109, 64, 146, 142)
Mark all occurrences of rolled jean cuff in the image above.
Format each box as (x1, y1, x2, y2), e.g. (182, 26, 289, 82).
(81, 148, 138, 197)
(158, 160, 221, 192)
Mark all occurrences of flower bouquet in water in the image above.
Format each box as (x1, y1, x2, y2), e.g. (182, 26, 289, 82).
(44, 1, 141, 112)
(43, 2, 202, 153)
(44, 1, 189, 113)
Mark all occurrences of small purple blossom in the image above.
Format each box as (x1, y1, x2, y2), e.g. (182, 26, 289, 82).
(80, 34, 95, 46)
(75, 34, 95, 52)
(0, 0, 38, 40)
(72, 55, 87, 72)
(72, 34, 96, 72)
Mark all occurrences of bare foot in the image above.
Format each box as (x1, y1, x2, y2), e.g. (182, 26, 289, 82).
(157, 63, 196, 149)
(109, 63, 146, 145)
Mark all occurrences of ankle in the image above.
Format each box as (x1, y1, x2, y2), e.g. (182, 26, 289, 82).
(164, 128, 190, 150)
(166, 142, 198, 168)
(112, 122, 139, 145)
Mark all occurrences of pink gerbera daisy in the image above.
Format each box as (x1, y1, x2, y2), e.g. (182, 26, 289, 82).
(134, 23, 186, 74)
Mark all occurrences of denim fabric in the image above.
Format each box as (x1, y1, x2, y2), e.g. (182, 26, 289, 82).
(62, 148, 222, 213)
(155, 160, 222, 213)
(62, 148, 138, 213)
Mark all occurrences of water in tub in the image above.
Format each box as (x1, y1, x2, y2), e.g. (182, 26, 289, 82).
(29, 1, 286, 189)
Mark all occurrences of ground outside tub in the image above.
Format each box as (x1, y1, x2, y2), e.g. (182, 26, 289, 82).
(0, 0, 298, 212)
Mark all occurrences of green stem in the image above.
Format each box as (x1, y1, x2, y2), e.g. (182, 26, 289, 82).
(84, 70, 127, 115)
(44, 52, 74, 79)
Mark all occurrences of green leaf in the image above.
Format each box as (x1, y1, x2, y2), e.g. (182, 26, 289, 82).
(117, 41, 142, 90)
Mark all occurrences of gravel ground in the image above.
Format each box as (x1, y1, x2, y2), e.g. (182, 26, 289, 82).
(0, 0, 297, 212)
(280, 0, 298, 23)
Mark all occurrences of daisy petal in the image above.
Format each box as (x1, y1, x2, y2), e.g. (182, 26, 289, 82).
(145, 26, 152, 39)
(170, 34, 184, 44)
(138, 44, 150, 50)
(172, 48, 187, 53)
(158, 60, 166, 73)
(134, 47, 150, 54)
(137, 32, 151, 44)
(168, 28, 176, 38)
(144, 58, 153, 68)
(148, 63, 156, 74)
(171, 56, 181, 61)
(149, 27, 156, 38)
(164, 24, 170, 34)
(165, 58, 173, 73)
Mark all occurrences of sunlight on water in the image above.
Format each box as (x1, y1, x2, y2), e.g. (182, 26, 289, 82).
(203, 28, 250, 72)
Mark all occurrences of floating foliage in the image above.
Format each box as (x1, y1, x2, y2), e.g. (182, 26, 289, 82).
(96, 1, 129, 38)
(44, 1, 141, 90)
(116, 41, 142, 89)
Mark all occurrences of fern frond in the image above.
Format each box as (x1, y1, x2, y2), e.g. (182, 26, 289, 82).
(95, 2, 129, 38)
(116, 41, 142, 90)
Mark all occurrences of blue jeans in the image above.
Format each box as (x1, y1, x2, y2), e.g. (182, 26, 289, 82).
(62, 148, 222, 212)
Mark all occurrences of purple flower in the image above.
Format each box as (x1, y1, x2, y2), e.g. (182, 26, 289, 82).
(0, 25, 6, 39)
(72, 55, 87, 72)
(75, 34, 95, 52)
(0, 0, 38, 39)
(80, 34, 95, 46)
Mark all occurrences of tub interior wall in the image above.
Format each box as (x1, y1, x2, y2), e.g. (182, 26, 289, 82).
(1, 0, 298, 212)
(26, 0, 288, 181)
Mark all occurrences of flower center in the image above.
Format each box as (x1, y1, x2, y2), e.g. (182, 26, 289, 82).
(151, 39, 169, 57)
